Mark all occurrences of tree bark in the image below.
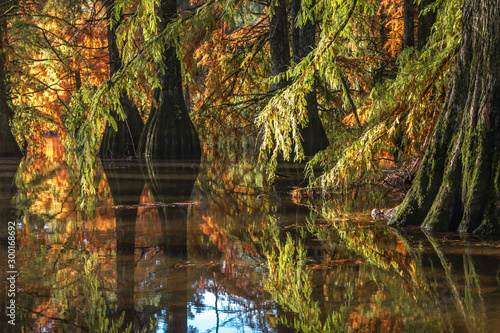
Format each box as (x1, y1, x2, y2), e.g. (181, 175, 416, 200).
(0, 1, 22, 158)
(138, 0, 201, 158)
(100, 0, 144, 157)
(290, 0, 329, 157)
(403, 0, 414, 49)
(269, 0, 291, 91)
(270, 0, 329, 157)
(417, 0, 437, 50)
(389, 0, 500, 235)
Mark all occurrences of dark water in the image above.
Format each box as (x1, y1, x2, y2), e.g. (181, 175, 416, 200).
(1, 138, 500, 332)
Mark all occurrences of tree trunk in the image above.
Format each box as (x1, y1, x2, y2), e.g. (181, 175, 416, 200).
(100, 0, 144, 157)
(0, 2, 22, 158)
(269, 0, 291, 91)
(138, 0, 201, 158)
(389, 0, 500, 235)
(271, 0, 329, 157)
(417, 0, 437, 50)
(291, 0, 329, 156)
(403, 0, 414, 48)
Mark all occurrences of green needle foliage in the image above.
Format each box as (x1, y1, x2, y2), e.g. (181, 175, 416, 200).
(258, 0, 461, 189)
(4, 0, 462, 199)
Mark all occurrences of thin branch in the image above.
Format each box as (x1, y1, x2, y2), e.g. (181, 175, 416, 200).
(340, 73, 362, 127)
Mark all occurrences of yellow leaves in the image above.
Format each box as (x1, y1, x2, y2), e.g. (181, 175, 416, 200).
(9, 1, 109, 143)
(377, 0, 404, 58)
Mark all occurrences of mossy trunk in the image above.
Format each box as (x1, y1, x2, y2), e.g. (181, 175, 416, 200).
(137, 0, 200, 158)
(99, 0, 144, 157)
(389, 1, 500, 235)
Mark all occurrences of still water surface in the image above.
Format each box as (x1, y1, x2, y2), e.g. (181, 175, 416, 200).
(1, 138, 500, 332)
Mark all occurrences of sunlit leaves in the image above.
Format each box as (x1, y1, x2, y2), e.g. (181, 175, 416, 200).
(8, 0, 108, 146)
(272, 1, 460, 188)
(257, 0, 382, 179)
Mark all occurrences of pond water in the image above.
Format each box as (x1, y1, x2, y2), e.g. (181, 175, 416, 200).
(1, 138, 500, 332)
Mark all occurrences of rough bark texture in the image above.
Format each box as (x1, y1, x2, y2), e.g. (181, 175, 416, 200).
(389, 0, 500, 235)
(417, 0, 437, 50)
(138, 0, 201, 158)
(290, 0, 329, 157)
(403, 0, 415, 48)
(100, 95, 144, 157)
(0, 3, 22, 158)
(100, 0, 144, 157)
(269, 0, 291, 91)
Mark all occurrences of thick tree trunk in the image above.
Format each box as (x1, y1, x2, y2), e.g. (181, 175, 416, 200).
(270, 0, 329, 157)
(269, 0, 291, 91)
(138, 0, 200, 158)
(291, 0, 329, 157)
(100, 95, 144, 157)
(389, 0, 500, 235)
(0, 112, 20, 158)
(0, 2, 22, 158)
(417, 0, 437, 50)
(100, 0, 144, 157)
(403, 0, 414, 48)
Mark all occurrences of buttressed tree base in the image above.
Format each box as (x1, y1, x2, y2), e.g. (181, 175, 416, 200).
(389, 2, 500, 235)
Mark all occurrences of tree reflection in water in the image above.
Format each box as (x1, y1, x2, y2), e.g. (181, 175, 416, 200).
(263, 203, 498, 332)
(3, 137, 500, 332)
(0, 157, 22, 333)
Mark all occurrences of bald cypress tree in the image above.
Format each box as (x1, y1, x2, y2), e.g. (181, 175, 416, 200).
(99, 0, 144, 157)
(389, 1, 500, 235)
(291, 0, 329, 157)
(417, 0, 436, 50)
(269, 0, 329, 157)
(402, 0, 414, 48)
(138, 0, 201, 159)
(0, 1, 21, 158)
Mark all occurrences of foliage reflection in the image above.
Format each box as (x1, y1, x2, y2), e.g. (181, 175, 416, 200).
(263, 202, 496, 332)
(3, 138, 500, 332)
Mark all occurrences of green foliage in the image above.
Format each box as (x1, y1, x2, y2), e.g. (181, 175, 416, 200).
(3, 0, 464, 197)
(257, 0, 376, 177)
(71, 0, 252, 197)
(313, 0, 461, 189)
(257, 0, 462, 190)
